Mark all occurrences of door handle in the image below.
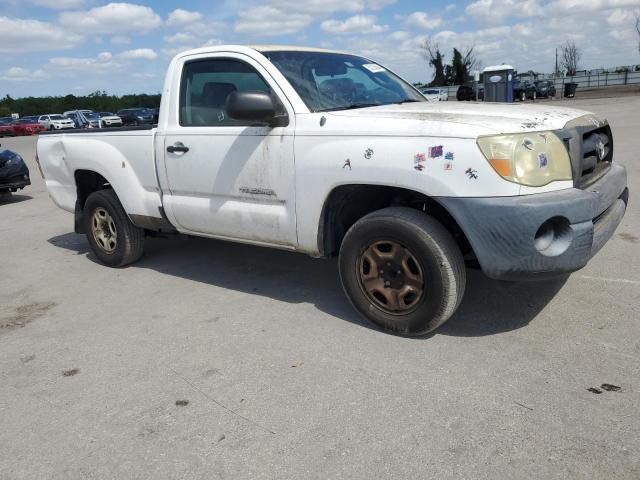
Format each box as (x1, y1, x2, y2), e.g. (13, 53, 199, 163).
(167, 142, 189, 154)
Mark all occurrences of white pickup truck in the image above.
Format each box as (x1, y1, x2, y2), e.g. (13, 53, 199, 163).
(37, 45, 628, 336)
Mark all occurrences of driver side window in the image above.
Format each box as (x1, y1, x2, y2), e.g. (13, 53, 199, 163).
(180, 58, 273, 127)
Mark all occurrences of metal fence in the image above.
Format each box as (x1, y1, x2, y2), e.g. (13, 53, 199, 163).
(437, 69, 640, 100)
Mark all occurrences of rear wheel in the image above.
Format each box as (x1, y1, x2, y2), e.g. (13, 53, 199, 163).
(83, 189, 144, 267)
(339, 207, 466, 336)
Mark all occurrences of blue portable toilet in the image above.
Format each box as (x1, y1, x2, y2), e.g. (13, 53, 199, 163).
(483, 65, 514, 102)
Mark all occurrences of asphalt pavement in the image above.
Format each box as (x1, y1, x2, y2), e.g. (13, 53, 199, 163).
(1, 96, 639, 479)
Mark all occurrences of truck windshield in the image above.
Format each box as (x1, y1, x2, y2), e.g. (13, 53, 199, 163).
(264, 51, 425, 112)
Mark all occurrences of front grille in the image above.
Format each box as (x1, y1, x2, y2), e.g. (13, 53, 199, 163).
(579, 127, 612, 187)
(563, 122, 613, 189)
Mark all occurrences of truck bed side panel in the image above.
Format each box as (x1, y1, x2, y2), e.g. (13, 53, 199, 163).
(37, 131, 163, 221)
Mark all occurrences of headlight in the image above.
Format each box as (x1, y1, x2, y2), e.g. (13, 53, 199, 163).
(477, 131, 572, 187)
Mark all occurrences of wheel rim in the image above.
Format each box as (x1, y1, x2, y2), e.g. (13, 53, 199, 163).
(357, 240, 424, 314)
(91, 207, 118, 253)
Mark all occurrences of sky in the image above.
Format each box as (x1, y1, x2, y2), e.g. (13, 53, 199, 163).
(1, 0, 639, 98)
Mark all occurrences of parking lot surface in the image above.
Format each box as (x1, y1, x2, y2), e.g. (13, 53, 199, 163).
(1, 96, 639, 479)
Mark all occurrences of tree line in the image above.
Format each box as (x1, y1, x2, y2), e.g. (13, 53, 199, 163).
(0, 90, 161, 117)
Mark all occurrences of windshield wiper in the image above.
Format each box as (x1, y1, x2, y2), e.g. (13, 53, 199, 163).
(321, 103, 381, 112)
(394, 99, 421, 104)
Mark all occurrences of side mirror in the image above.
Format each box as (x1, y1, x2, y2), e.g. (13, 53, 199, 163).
(226, 91, 289, 127)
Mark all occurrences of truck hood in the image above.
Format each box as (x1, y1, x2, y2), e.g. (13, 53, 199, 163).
(329, 101, 598, 137)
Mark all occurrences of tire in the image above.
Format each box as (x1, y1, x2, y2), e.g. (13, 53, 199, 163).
(83, 189, 144, 267)
(339, 207, 466, 336)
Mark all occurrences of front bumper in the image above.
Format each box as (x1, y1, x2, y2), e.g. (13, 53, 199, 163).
(438, 164, 628, 280)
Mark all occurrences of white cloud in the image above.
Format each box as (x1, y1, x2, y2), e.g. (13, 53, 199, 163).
(0, 16, 82, 53)
(97, 52, 113, 61)
(165, 32, 196, 44)
(548, 0, 640, 13)
(269, 0, 365, 14)
(110, 35, 131, 45)
(606, 7, 639, 25)
(366, 0, 397, 9)
(116, 48, 157, 60)
(321, 15, 388, 34)
(59, 3, 162, 35)
(465, 0, 541, 24)
(389, 31, 410, 41)
(47, 54, 123, 74)
(132, 73, 157, 79)
(166, 8, 203, 26)
(3, 66, 46, 81)
(235, 6, 313, 35)
(30, 0, 85, 8)
(404, 11, 442, 29)
(162, 39, 223, 58)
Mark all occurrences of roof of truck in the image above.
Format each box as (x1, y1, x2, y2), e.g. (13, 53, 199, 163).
(175, 44, 351, 59)
(249, 45, 348, 54)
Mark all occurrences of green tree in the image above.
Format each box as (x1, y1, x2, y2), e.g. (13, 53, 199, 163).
(422, 40, 447, 86)
(0, 92, 161, 117)
(423, 42, 479, 86)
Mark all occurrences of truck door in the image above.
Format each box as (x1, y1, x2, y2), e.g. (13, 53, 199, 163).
(157, 53, 297, 248)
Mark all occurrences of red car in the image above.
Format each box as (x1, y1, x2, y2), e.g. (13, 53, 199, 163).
(0, 119, 14, 137)
(12, 116, 46, 136)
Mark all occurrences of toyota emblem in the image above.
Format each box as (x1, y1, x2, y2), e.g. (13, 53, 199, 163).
(596, 140, 606, 161)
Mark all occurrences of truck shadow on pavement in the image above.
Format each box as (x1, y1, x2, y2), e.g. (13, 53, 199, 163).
(48, 232, 568, 338)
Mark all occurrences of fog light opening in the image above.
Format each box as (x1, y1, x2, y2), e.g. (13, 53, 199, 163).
(534, 217, 573, 257)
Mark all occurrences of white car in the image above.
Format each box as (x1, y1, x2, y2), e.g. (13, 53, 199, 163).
(37, 45, 627, 336)
(38, 114, 75, 131)
(98, 112, 123, 127)
(421, 88, 448, 102)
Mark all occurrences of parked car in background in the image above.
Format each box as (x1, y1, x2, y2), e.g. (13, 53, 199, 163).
(456, 85, 476, 101)
(64, 111, 86, 128)
(513, 80, 537, 101)
(83, 111, 103, 128)
(98, 112, 123, 127)
(421, 88, 448, 102)
(116, 108, 154, 126)
(0, 147, 30, 194)
(38, 114, 75, 131)
(64, 110, 101, 129)
(149, 107, 160, 123)
(12, 117, 46, 136)
(0, 118, 14, 137)
(534, 80, 556, 98)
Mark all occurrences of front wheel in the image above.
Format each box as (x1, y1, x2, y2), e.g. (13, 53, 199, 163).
(339, 207, 466, 336)
(83, 189, 144, 267)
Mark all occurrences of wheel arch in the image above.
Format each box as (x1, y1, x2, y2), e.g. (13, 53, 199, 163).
(317, 184, 474, 261)
(73, 169, 116, 233)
